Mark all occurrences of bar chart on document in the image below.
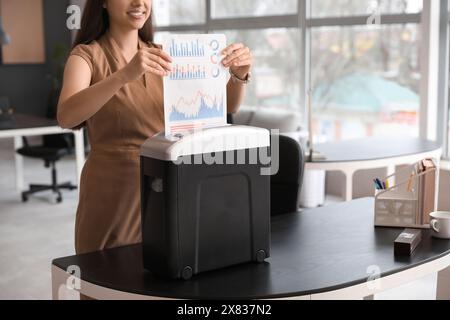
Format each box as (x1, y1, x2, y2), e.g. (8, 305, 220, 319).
(162, 34, 228, 136)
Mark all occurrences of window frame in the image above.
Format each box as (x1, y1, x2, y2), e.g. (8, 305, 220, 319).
(444, 0, 450, 158)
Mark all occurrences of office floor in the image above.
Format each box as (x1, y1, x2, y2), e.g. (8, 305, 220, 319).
(0, 138, 439, 300)
(0, 138, 77, 300)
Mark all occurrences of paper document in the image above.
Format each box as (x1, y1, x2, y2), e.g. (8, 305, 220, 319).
(162, 34, 228, 136)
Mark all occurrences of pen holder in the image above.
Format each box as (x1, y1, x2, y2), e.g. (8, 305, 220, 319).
(374, 160, 438, 229)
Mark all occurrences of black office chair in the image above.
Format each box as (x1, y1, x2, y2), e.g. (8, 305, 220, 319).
(228, 114, 305, 215)
(17, 134, 77, 203)
(16, 97, 77, 203)
(270, 134, 305, 216)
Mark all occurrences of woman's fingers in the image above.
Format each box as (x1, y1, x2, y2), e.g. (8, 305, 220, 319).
(231, 53, 252, 67)
(224, 48, 251, 67)
(148, 67, 168, 77)
(142, 55, 168, 76)
(221, 43, 244, 56)
(151, 62, 169, 76)
(222, 47, 250, 67)
(145, 47, 173, 61)
(233, 58, 252, 67)
(143, 65, 166, 77)
(143, 50, 172, 72)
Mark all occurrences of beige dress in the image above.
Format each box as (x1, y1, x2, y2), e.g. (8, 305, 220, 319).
(70, 33, 165, 254)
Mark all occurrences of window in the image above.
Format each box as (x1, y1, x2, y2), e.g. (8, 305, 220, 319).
(311, 24, 421, 142)
(448, 7, 450, 158)
(309, 0, 422, 142)
(216, 29, 300, 111)
(153, 0, 206, 27)
(155, 0, 430, 144)
(211, 0, 297, 18)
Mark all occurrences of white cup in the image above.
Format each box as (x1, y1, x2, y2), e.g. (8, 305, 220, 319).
(430, 211, 450, 239)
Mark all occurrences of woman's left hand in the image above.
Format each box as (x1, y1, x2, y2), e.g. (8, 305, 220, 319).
(221, 43, 253, 79)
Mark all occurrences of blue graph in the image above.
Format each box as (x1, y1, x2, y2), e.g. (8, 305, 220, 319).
(170, 92, 224, 121)
(169, 39, 205, 58)
(170, 64, 207, 80)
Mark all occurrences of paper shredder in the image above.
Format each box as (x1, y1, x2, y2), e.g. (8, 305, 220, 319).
(140, 125, 271, 280)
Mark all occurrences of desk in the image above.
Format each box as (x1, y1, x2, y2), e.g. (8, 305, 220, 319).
(306, 137, 442, 201)
(0, 114, 85, 191)
(51, 198, 450, 300)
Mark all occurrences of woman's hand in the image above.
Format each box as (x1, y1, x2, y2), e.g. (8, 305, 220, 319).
(119, 47, 173, 83)
(221, 43, 253, 79)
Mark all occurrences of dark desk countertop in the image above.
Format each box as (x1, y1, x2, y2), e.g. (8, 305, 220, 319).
(0, 114, 57, 131)
(53, 198, 450, 299)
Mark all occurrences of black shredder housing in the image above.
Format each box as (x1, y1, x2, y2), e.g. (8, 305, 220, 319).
(140, 125, 271, 280)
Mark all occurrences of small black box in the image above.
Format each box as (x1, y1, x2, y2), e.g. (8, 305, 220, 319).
(394, 229, 422, 257)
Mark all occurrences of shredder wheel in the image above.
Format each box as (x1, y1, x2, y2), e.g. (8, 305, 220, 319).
(256, 250, 267, 263)
(182, 266, 193, 280)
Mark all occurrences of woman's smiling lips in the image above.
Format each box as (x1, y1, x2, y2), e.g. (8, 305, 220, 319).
(127, 9, 146, 20)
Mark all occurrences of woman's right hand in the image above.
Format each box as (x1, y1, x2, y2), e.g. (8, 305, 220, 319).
(58, 46, 173, 129)
(119, 47, 173, 82)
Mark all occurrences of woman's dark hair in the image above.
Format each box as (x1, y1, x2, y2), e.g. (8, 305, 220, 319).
(72, 0, 154, 48)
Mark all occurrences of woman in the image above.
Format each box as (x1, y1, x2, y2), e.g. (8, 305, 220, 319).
(57, 0, 253, 255)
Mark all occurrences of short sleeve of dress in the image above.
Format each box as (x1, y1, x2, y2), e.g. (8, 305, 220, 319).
(67, 43, 97, 131)
(69, 44, 95, 74)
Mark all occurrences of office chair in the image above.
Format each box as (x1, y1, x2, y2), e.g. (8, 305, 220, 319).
(16, 134, 77, 203)
(270, 134, 305, 216)
(16, 98, 77, 203)
(228, 114, 306, 215)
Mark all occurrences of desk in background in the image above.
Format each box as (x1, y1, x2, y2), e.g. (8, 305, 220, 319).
(306, 137, 442, 202)
(0, 114, 85, 191)
(52, 198, 450, 300)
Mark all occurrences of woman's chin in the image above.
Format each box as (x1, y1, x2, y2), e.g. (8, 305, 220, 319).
(125, 17, 148, 29)
(126, 22, 146, 30)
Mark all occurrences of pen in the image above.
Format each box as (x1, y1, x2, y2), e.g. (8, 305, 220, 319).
(373, 181, 380, 190)
(374, 178, 383, 190)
